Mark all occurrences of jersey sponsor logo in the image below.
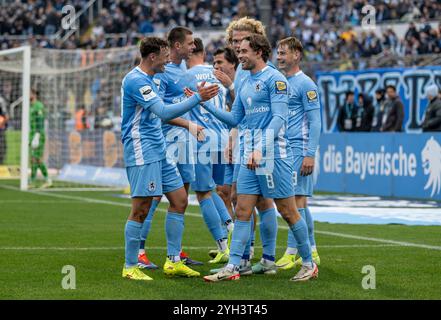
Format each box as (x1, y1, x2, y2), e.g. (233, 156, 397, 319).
(306, 90, 318, 102)
(139, 85, 157, 101)
(275, 81, 287, 94)
(246, 97, 252, 107)
(245, 106, 270, 115)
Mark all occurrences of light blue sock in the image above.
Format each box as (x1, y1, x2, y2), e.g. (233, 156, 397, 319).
(305, 207, 316, 248)
(289, 217, 312, 264)
(287, 208, 306, 249)
(200, 197, 224, 241)
(124, 220, 142, 268)
(140, 199, 160, 249)
(229, 220, 251, 266)
(259, 208, 278, 261)
(165, 212, 185, 256)
(242, 214, 254, 258)
(211, 192, 232, 225)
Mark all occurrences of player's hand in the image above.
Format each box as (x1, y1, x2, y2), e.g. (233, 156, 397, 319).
(184, 87, 195, 98)
(189, 121, 205, 142)
(197, 81, 219, 102)
(247, 150, 262, 170)
(300, 156, 314, 176)
(213, 70, 233, 88)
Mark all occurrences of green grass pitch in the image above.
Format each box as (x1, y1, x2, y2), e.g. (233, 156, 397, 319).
(1, 179, 441, 300)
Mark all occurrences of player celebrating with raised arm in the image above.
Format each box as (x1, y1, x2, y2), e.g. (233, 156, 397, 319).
(275, 37, 321, 270)
(195, 34, 318, 282)
(120, 36, 218, 281)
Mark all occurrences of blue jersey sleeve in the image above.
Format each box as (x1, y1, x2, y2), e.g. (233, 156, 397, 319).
(128, 77, 163, 110)
(301, 79, 320, 112)
(150, 94, 202, 122)
(202, 94, 245, 127)
(258, 73, 289, 155)
(305, 108, 321, 157)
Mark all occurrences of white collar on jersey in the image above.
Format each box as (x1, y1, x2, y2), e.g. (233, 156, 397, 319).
(294, 70, 303, 77)
(135, 66, 150, 77)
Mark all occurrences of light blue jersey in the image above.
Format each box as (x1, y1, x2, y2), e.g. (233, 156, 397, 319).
(154, 62, 190, 142)
(235, 66, 291, 161)
(286, 71, 321, 157)
(121, 67, 165, 167)
(186, 64, 229, 152)
(234, 62, 276, 162)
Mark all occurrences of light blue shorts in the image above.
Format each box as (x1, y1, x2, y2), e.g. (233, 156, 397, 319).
(232, 163, 241, 184)
(191, 152, 225, 191)
(223, 164, 235, 186)
(236, 158, 295, 199)
(293, 155, 313, 197)
(126, 159, 183, 198)
(177, 163, 195, 184)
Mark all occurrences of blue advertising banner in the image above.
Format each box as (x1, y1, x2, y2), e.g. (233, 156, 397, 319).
(316, 66, 441, 133)
(316, 133, 441, 201)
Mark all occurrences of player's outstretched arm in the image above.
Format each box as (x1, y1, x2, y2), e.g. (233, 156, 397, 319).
(150, 94, 202, 122)
(150, 84, 218, 122)
(199, 99, 244, 127)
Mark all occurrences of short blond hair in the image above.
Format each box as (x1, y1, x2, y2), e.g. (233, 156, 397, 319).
(226, 17, 266, 45)
(278, 37, 303, 55)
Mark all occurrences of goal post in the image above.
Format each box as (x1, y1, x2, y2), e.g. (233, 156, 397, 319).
(0, 46, 30, 190)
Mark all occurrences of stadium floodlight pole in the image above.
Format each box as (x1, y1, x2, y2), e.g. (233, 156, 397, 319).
(20, 46, 31, 191)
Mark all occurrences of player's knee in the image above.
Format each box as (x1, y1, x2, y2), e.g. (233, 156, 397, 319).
(256, 197, 273, 212)
(132, 202, 150, 220)
(230, 189, 237, 205)
(216, 186, 229, 202)
(234, 204, 251, 221)
(170, 196, 188, 213)
(196, 191, 210, 202)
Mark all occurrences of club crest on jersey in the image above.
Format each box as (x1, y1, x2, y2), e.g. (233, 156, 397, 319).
(306, 90, 318, 102)
(275, 81, 287, 94)
(139, 85, 157, 101)
(255, 81, 264, 92)
(148, 181, 156, 192)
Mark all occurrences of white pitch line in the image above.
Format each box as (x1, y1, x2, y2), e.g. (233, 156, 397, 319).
(0, 244, 402, 251)
(3, 184, 441, 251)
(0, 200, 82, 204)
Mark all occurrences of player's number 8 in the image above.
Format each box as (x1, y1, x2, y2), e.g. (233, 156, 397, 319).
(292, 171, 297, 186)
(265, 174, 275, 189)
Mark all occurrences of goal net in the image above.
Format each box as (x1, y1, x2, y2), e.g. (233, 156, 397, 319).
(0, 46, 138, 191)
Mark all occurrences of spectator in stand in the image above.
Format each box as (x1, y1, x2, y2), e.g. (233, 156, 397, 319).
(354, 93, 374, 132)
(371, 88, 387, 132)
(75, 105, 89, 131)
(337, 91, 357, 132)
(421, 84, 441, 132)
(381, 85, 404, 132)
